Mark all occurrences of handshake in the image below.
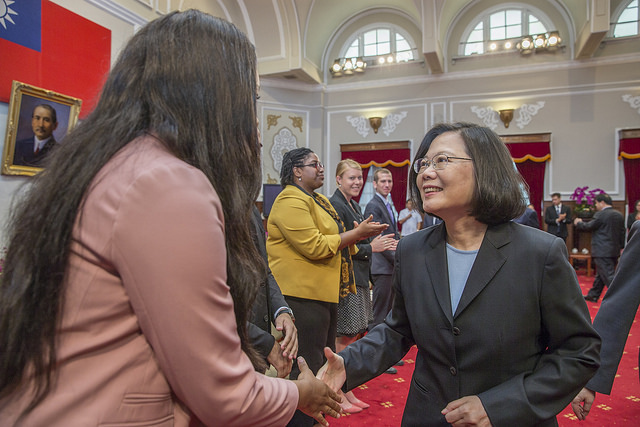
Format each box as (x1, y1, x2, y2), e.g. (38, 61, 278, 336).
(294, 348, 347, 426)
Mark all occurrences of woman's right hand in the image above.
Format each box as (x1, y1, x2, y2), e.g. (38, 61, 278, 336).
(369, 233, 398, 253)
(354, 215, 389, 240)
(294, 356, 343, 426)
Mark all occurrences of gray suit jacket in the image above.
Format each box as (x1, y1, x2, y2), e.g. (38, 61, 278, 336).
(363, 194, 399, 275)
(575, 206, 625, 257)
(586, 220, 640, 394)
(340, 222, 600, 426)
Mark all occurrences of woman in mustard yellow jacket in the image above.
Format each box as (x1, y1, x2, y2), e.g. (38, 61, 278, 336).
(267, 147, 386, 426)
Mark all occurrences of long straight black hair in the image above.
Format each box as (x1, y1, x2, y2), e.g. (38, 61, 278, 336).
(0, 10, 266, 412)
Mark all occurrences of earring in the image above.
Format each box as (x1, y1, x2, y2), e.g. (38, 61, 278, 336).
(298, 177, 302, 181)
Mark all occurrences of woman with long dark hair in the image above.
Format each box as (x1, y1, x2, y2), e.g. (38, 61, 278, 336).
(0, 10, 340, 426)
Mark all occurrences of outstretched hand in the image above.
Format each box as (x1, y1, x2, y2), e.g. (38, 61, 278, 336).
(353, 215, 389, 241)
(571, 387, 595, 420)
(316, 347, 347, 393)
(294, 356, 342, 426)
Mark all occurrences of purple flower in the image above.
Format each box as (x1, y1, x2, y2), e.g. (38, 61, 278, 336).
(571, 186, 604, 207)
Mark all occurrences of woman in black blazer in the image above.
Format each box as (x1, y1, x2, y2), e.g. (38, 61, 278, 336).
(319, 123, 601, 426)
(329, 159, 396, 412)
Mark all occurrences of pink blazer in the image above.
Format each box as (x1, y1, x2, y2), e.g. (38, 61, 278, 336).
(0, 136, 297, 426)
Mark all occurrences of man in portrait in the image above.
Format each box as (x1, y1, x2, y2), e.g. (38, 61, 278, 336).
(13, 104, 59, 167)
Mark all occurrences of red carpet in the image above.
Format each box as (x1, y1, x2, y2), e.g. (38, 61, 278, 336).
(330, 272, 640, 426)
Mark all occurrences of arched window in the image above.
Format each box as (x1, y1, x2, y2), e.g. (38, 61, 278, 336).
(341, 24, 416, 65)
(612, 0, 639, 37)
(460, 7, 552, 55)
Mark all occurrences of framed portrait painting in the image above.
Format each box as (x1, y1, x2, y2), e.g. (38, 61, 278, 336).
(2, 81, 82, 176)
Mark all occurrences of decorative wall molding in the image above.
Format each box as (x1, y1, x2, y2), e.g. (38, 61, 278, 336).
(346, 112, 408, 138)
(270, 128, 297, 171)
(471, 101, 545, 130)
(515, 101, 545, 129)
(622, 94, 640, 114)
(289, 116, 303, 132)
(266, 114, 281, 130)
(86, 0, 149, 27)
(346, 115, 370, 138)
(381, 112, 407, 136)
(470, 106, 499, 129)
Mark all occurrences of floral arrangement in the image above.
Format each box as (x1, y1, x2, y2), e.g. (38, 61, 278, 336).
(570, 186, 604, 216)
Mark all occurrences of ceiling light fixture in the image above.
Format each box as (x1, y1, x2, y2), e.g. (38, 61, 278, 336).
(517, 31, 562, 55)
(330, 57, 366, 77)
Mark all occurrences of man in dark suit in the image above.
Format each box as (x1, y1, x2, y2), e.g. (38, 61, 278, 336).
(364, 168, 399, 334)
(13, 104, 59, 167)
(248, 206, 297, 377)
(571, 220, 640, 420)
(422, 212, 442, 228)
(514, 204, 540, 228)
(544, 192, 572, 241)
(574, 193, 626, 302)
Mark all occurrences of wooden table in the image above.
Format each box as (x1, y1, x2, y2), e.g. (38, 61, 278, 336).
(569, 253, 592, 277)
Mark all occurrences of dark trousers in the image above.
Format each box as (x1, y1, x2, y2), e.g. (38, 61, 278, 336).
(586, 257, 618, 299)
(285, 296, 337, 427)
(370, 274, 394, 330)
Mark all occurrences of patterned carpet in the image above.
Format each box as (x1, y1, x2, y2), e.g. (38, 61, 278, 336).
(329, 272, 640, 426)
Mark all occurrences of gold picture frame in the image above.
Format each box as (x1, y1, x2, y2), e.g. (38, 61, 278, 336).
(2, 81, 82, 176)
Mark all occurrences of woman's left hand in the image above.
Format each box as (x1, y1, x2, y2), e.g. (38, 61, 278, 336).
(354, 215, 389, 240)
(441, 395, 492, 426)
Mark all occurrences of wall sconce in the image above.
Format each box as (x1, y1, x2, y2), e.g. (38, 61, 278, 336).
(369, 117, 382, 134)
(498, 109, 514, 128)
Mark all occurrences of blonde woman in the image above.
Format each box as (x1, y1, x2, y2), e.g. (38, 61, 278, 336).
(329, 159, 396, 412)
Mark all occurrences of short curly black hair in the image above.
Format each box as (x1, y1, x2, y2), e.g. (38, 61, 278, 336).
(280, 147, 313, 188)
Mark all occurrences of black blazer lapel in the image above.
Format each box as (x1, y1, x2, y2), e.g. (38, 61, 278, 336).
(423, 224, 453, 323)
(454, 224, 509, 317)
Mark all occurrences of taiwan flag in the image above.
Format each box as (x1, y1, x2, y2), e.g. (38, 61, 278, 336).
(0, 0, 111, 117)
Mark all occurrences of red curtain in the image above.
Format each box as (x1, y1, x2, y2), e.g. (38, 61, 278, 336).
(618, 136, 640, 212)
(505, 141, 551, 226)
(341, 149, 410, 209)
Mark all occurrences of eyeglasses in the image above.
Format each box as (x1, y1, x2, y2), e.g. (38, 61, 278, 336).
(413, 153, 472, 173)
(299, 161, 324, 170)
